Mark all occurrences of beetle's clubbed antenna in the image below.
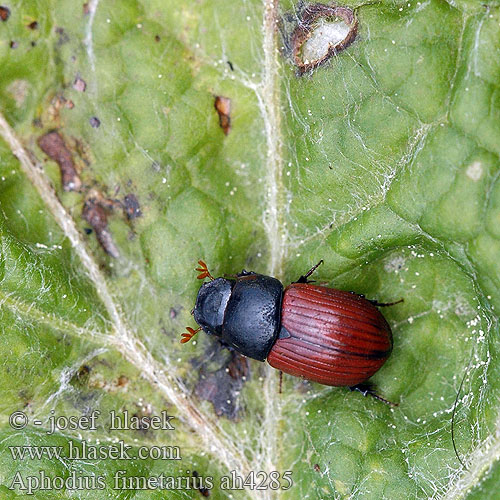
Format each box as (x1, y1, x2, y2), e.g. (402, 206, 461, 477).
(180, 326, 202, 344)
(196, 260, 214, 281)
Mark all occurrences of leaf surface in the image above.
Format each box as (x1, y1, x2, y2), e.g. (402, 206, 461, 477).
(0, 0, 499, 498)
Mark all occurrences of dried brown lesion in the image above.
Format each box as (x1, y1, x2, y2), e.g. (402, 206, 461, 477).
(214, 96, 231, 135)
(289, 3, 358, 75)
(37, 131, 82, 192)
(0, 5, 10, 22)
(123, 193, 142, 220)
(82, 190, 121, 259)
(37, 114, 143, 258)
(194, 349, 249, 420)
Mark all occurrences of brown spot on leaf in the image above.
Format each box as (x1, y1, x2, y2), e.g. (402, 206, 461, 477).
(89, 116, 101, 128)
(42, 94, 71, 126)
(116, 375, 129, 388)
(129, 404, 155, 435)
(73, 76, 87, 92)
(214, 96, 231, 135)
(38, 131, 82, 191)
(71, 364, 91, 386)
(195, 351, 249, 419)
(290, 3, 358, 75)
(78, 364, 91, 377)
(83, 2, 90, 15)
(0, 5, 10, 21)
(123, 193, 141, 220)
(82, 193, 120, 258)
(10, 40, 17, 49)
(27, 20, 38, 30)
(314, 463, 321, 472)
(55, 26, 69, 45)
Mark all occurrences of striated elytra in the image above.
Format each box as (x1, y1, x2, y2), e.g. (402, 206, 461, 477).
(182, 260, 401, 403)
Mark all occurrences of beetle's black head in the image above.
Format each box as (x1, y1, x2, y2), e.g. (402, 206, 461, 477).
(193, 277, 234, 337)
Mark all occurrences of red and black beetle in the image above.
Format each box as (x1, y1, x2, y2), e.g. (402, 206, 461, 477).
(182, 260, 401, 403)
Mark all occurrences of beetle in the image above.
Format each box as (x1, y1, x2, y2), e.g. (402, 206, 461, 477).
(182, 260, 402, 404)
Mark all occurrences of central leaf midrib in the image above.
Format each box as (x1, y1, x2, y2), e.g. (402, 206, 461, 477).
(257, 2, 288, 499)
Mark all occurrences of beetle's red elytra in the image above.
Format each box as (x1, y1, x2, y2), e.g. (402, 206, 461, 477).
(183, 260, 401, 403)
(267, 284, 393, 387)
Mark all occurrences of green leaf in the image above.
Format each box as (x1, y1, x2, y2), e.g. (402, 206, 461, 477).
(0, 0, 499, 498)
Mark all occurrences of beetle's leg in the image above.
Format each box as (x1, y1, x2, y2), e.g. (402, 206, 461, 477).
(349, 384, 398, 407)
(350, 292, 403, 306)
(368, 298, 404, 307)
(279, 371, 283, 395)
(295, 259, 324, 283)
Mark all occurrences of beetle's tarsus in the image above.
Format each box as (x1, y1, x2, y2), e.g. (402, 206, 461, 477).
(369, 298, 404, 307)
(349, 384, 398, 407)
(296, 259, 324, 283)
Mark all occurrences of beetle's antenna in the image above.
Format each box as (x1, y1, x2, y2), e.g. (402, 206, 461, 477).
(451, 348, 474, 469)
(180, 326, 202, 344)
(196, 260, 215, 281)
